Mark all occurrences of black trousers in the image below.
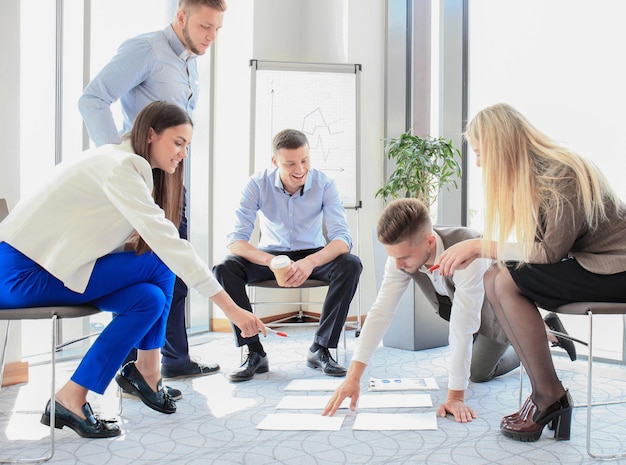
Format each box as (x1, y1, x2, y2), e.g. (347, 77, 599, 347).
(125, 187, 190, 367)
(213, 248, 362, 349)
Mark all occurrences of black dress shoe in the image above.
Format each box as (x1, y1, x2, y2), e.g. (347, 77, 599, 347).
(40, 400, 121, 438)
(161, 359, 220, 380)
(120, 385, 183, 401)
(115, 362, 176, 414)
(229, 352, 269, 382)
(544, 312, 577, 361)
(306, 348, 347, 377)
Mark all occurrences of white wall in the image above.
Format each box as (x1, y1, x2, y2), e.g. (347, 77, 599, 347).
(211, 0, 386, 322)
(0, 1, 22, 363)
(0, 2, 20, 208)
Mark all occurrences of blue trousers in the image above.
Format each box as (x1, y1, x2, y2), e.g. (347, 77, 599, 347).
(213, 248, 362, 349)
(0, 242, 175, 394)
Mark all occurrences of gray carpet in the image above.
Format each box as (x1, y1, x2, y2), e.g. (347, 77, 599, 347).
(1, 326, 625, 464)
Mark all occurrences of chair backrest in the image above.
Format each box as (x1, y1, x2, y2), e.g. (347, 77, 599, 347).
(0, 198, 8, 223)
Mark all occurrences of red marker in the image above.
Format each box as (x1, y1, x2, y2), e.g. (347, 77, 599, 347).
(428, 264, 440, 272)
(267, 328, 288, 337)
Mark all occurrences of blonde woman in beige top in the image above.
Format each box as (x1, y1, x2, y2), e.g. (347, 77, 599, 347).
(436, 103, 626, 443)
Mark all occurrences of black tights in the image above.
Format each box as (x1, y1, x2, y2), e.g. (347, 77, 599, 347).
(483, 265, 565, 411)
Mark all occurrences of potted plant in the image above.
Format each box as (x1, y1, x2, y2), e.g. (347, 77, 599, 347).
(375, 129, 462, 206)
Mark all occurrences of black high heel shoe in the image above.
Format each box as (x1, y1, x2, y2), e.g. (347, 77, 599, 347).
(501, 390, 573, 442)
(115, 361, 176, 414)
(40, 400, 121, 438)
(544, 312, 577, 361)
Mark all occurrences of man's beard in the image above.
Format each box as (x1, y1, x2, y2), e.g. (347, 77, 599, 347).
(182, 25, 202, 55)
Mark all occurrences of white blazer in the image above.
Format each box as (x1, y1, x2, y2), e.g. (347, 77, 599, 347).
(0, 142, 222, 298)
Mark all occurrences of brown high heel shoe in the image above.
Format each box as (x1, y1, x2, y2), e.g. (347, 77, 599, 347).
(500, 396, 532, 428)
(501, 390, 573, 442)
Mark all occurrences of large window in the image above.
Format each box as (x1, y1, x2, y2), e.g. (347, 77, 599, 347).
(467, 0, 626, 361)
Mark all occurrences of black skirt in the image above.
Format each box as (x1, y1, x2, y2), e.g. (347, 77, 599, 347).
(507, 256, 626, 310)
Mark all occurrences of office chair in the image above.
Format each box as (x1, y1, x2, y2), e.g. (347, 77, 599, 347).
(0, 198, 103, 463)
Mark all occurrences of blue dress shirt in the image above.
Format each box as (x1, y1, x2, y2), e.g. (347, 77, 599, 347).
(79, 25, 199, 147)
(227, 167, 353, 252)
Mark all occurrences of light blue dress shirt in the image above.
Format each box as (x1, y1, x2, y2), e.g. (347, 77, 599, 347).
(79, 25, 199, 147)
(227, 167, 353, 252)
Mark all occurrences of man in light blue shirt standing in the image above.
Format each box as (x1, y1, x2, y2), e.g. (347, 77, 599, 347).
(213, 129, 363, 382)
(78, 0, 226, 395)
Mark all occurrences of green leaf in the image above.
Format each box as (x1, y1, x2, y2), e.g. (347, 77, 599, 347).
(376, 129, 462, 206)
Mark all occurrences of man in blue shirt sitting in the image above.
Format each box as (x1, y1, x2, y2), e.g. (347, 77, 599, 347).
(214, 129, 363, 382)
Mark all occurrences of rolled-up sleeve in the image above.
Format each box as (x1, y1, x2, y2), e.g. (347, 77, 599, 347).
(226, 178, 259, 245)
(78, 39, 155, 147)
(321, 180, 352, 250)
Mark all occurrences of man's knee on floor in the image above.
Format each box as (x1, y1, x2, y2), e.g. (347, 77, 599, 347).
(469, 364, 496, 384)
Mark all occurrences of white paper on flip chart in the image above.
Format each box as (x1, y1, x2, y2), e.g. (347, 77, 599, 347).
(368, 377, 439, 391)
(275, 394, 433, 410)
(256, 413, 345, 431)
(284, 378, 345, 391)
(353, 412, 438, 431)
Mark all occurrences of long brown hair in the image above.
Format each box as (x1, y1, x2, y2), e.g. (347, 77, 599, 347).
(130, 101, 193, 254)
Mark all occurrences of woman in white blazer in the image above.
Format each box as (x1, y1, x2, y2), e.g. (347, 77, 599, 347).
(0, 101, 265, 438)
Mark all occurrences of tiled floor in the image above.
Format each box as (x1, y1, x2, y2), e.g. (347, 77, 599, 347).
(1, 326, 626, 465)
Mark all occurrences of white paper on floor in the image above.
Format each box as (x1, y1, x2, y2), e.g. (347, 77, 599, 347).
(284, 378, 345, 391)
(256, 413, 345, 430)
(275, 393, 433, 410)
(353, 412, 438, 430)
(368, 377, 439, 391)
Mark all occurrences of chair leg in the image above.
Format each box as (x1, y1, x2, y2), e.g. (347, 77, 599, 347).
(0, 318, 55, 464)
(48, 316, 57, 461)
(585, 311, 626, 460)
(117, 385, 124, 416)
(518, 363, 525, 409)
(586, 310, 594, 459)
(0, 321, 10, 394)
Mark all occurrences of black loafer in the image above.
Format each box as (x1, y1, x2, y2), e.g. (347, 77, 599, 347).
(40, 400, 121, 438)
(306, 348, 347, 377)
(120, 384, 183, 401)
(229, 352, 269, 382)
(544, 312, 577, 361)
(115, 362, 176, 414)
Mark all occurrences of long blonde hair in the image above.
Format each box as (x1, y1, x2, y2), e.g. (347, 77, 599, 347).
(465, 103, 619, 262)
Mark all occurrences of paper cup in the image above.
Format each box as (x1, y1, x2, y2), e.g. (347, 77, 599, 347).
(270, 255, 291, 286)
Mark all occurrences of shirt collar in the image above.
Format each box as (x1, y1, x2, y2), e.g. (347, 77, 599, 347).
(164, 24, 197, 61)
(273, 168, 312, 196)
